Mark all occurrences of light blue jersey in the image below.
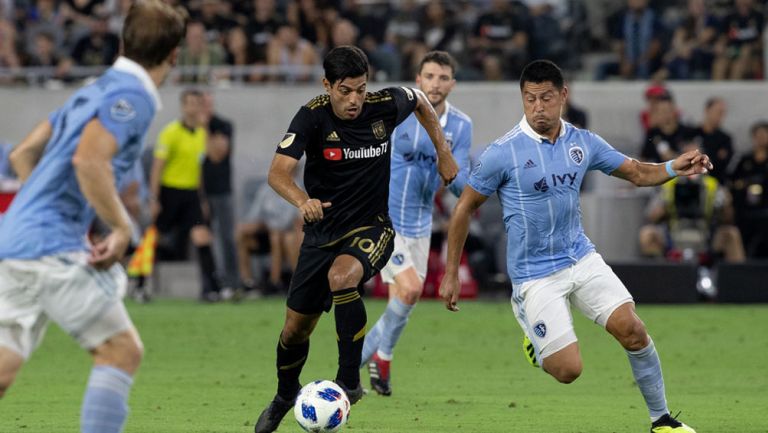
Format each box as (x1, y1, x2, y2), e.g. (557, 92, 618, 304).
(389, 102, 472, 237)
(469, 117, 627, 284)
(0, 57, 160, 259)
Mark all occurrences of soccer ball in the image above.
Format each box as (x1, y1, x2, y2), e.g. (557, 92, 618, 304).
(294, 380, 350, 433)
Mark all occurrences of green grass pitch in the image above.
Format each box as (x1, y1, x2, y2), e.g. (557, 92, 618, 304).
(2, 298, 767, 432)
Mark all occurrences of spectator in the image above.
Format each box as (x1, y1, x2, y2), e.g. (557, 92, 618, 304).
(178, 19, 226, 83)
(729, 121, 768, 257)
(24, 31, 73, 85)
(641, 96, 696, 162)
(0, 7, 20, 82)
(150, 89, 222, 302)
(712, 0, 764, 80)
(639, 144, 745, 263)
(223, 26, 261, 82)
(691, 97, 733, 184)
(661, 0, 719, 80)
(201, 91, 239, 293)
(384, 0, 421, 78)
(236, 180, 301, 295)
(470, 0, 530, 80)
(266, 23, 318, 82)
(286, 0, 324, 45)
(640, 83, 675, 131)
(0, 141, 14, 180)
(598, 0, 664, 80)
(23, 0, 66, 54)
(70, 13, 119, 67)
(527, 1, 568, 66)
(196, 0, 237, 44)
(244, 0, 284, 68)
(410, 0, 464, 78)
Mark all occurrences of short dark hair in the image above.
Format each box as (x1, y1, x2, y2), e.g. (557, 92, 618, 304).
(705, 97, 723, 110)
(180, 88, 203, 103)
(519, 60, 565, 90)
(323, 46, 369, 85)
(418, 50, 458, 76)
(123, 0, 186, 69)
(750, 121, 768, 135)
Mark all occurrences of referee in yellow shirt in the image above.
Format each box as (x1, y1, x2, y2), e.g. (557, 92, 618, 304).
(150, 89, 221, 301)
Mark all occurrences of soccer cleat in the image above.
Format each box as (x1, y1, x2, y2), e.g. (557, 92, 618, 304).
(367, 352, 392, 396)
(522, 335, 539, 368)
(651, 413, 696, 433)
(335, 379, 364, 405)
(254, 394, 295, 433)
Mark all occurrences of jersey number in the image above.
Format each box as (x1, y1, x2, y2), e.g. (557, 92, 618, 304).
(350, 237, 375, 254)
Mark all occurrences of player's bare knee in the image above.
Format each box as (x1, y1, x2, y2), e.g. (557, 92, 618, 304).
(327, 268, 359, 291)
(400, 283, 421, 304)
(618, 319, 648, 351)
(94, 332, 144, 373)
(545, 361, 582, 384)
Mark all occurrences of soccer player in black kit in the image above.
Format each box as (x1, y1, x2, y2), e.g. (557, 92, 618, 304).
(254, 46, 458, 433)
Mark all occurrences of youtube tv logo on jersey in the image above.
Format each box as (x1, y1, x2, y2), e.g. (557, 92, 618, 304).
(323, 148, 342, 161)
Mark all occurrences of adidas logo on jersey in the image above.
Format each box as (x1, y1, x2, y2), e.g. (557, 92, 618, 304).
(326, 131, 340, 141)
(524, 159, 537, 169)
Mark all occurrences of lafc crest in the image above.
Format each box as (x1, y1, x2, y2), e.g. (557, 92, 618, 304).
(372, 120, 386, 140)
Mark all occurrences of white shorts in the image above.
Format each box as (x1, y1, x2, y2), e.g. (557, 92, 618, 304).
(380, 233, 430, 284)
(511, 252, 633, 361)
(0, 252, 133, 359)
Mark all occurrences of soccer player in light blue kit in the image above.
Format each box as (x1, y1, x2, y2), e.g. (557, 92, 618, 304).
(362, 51, 472, 396)
(440, 60, 706, 433)
(0, 2, 184, 432)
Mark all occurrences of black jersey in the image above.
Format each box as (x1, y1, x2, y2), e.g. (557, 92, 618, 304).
(276, 86, 418, 245)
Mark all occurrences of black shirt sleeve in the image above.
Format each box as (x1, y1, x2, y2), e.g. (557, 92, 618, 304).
(276, 106, 315, 160)
(387, 86, 419, 126)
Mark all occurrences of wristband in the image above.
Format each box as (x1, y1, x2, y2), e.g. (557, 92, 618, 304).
(665, 160, 677, 178)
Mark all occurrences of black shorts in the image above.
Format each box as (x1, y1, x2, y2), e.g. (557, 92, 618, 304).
(156, 186, 206, 233)
(287, 217, 395, 314)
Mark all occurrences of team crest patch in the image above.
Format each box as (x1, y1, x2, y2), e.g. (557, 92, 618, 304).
(110, 99, 136, 122)
(279, 133, 296, 149)
(533, 321, 547, 338)
(569, 146, 584, 165)
(392, 253, 405, 266)
(372, 120, 387, 140)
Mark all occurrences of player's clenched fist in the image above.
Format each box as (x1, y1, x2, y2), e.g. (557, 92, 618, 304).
(437, 152, 459, 186)
(439, 274, 461, 312)
(300, 198, 331, 222)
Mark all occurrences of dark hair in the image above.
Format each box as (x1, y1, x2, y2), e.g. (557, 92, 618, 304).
(123, 0, 186, 69)
(323, 46, 369, 85)
(180, 88, 204, 102)
(519, 59, 564, 90)
(750, 121, 768, 135)
(418, 50, 458, 76)
(705, 97, 723, 110)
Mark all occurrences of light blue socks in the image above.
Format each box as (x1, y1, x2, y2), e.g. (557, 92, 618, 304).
(81, 366, 133, 433)
(361, 298, 414, 366)
(626, 338, 668, 421)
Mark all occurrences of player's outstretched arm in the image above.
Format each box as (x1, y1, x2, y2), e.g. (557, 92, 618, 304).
(73, 118, 133, 269)
(439, 187, 488, 312)
(9, 119, 52, 182)
(412, 89, 458, 185)
(268, 153, 329, 223)
(612, 149, 714, 187)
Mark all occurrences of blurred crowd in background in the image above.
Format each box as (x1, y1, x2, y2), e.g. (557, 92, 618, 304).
(1, 0, 768, 301)
(1, 0, 768, 85)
